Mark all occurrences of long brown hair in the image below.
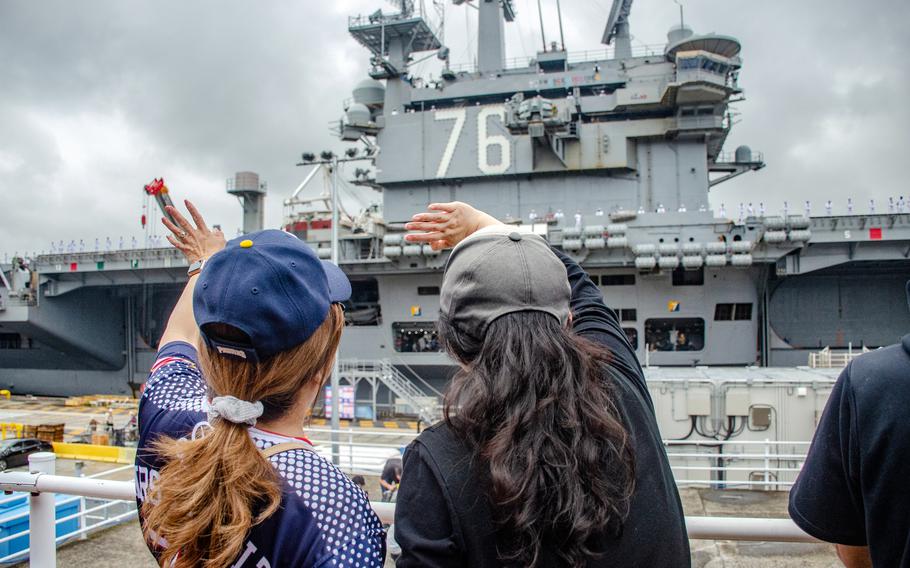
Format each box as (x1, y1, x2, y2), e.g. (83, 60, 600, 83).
(440, 311, 635, 567)
(142, 304, 344, 568)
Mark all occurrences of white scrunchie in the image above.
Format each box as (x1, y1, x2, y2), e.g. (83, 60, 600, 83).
(205, 395, 264, 426)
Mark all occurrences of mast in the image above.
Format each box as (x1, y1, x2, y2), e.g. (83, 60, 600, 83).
(536, 0, 547, 51)
(477, 1, 506, 72)
(602, 0, 634, 58)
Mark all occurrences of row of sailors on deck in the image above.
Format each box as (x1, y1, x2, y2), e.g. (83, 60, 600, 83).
(136, 200, 905, 567)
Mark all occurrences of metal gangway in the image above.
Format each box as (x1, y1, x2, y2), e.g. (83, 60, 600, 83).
(337, 358, 442, 423)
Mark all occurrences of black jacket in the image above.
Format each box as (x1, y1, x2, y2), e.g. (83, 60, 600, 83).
(790, 334, 910, 567)
(394, 248, 689, 567)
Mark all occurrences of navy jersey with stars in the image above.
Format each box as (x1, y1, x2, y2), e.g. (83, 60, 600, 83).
(135, 341, 386, 568)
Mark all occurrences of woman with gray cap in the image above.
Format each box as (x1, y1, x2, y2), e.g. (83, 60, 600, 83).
(394, 202, 688, 567)
(136, 202, 385, 567)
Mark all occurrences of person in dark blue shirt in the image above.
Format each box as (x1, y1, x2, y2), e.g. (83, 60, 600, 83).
(136, 201, 385, 567)
(790, 306, 910, 567)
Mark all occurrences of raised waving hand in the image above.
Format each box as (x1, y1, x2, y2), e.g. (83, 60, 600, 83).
(404, 202, 502, 251)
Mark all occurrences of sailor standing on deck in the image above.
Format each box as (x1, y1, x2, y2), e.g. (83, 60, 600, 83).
(135, 201, 385, 568)
(394, 202, 689, 567)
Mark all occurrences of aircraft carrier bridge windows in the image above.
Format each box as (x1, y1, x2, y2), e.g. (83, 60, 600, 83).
(600, 274, 636, 286)
(734, 303, 753, 321)
(645, 318, 705, 352)
(672, 266, 704, 286)
(0, 333, 23, 349)
(345, 278, 381, 326)
(417, 286, 440, 296)
(676, 52, 732, 85)
(714, 303, 753, 321)
(714, 303, 734, 321)
(620, 309, 637, 322)
(392, 322, 442, 353)
(623, 328, 639, 350)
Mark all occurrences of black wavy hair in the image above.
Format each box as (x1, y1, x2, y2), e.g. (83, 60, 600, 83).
(439, 311, 635, 567)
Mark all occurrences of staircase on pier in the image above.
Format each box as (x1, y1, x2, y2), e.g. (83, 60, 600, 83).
(337, 359, 442, 424)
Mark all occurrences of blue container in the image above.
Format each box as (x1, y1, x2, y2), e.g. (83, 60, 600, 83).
(0, 493, 81, 560)
(355, 404, 375, 420)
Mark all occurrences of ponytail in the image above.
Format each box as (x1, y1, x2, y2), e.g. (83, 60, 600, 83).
(143, 304, 344, 568)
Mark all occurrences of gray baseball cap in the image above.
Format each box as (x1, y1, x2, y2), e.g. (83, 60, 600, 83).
(439, 227, 571, 340)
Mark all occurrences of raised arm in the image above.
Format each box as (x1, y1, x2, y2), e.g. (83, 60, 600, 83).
(157, 201, 226, 348)
(548, 246, 647, 398)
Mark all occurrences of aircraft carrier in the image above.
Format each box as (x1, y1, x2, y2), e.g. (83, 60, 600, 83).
(2, 0, 909, 486)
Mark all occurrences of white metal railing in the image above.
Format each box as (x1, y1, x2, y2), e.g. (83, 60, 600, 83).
(808, 344, 871, 368)
(0, 456, 137, 566)
(305, 428, 812, 490)
(0, 450, 822, 566)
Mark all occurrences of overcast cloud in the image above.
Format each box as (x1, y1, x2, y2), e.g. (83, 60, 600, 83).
(1, 0, 908, 258)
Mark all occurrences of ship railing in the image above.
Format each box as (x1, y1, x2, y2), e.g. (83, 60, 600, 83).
(808, 345, 871, 369)
(0, 452, 820, 566)
(303, 427, 811, 491)
(713, 150, 765, 165)
(447, 43, 665, 74)
(1, 292, 38, 308)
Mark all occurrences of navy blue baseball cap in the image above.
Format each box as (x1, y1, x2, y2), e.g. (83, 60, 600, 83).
(193, 229, 351, 362)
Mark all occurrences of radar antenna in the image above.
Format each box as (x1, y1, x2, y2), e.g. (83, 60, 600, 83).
(601, 0, 633, 58)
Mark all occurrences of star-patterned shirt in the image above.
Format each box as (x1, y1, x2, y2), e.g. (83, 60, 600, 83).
(135, 341, 386, 567)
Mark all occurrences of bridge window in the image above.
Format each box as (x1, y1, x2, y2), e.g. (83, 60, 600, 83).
(620, 309, 637, 322)
(715, 303, 752, 321)
(0, 333, 21, 349)
(672, 267, 704, 286)
(345, 278, 381, 326)
(601, 274, 636, 286)
(623, 328, 639, 350)
(392, 322, 442, 353)
(714, 303, 734, 321)
(417, 286, 440, 296)
(645, 318, 704, 352)
(734, 303, 753, 321)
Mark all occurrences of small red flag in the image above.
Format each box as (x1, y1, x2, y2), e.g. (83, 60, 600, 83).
(69, 262, 78, 272)
(869, 228, 882, 240)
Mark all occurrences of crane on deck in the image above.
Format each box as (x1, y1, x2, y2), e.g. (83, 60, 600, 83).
(602, 0, 634, 58)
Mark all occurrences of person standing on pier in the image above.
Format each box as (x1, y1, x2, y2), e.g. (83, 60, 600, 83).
(135, 201, 385, 568)
(789, 281, 910, 568)
(394, 202, 689, 567)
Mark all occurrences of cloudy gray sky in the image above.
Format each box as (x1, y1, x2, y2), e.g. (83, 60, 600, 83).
(1, 0, 908, 258)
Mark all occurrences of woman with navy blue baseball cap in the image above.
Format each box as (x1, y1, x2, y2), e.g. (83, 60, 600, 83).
(135, 201, 385, 567)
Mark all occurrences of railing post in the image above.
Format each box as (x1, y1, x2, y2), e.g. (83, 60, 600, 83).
(29, 452, 57, 568)
(763, 438, 770, 491)
(348, 429, 354, 471)
(75, 458, 86, 541)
